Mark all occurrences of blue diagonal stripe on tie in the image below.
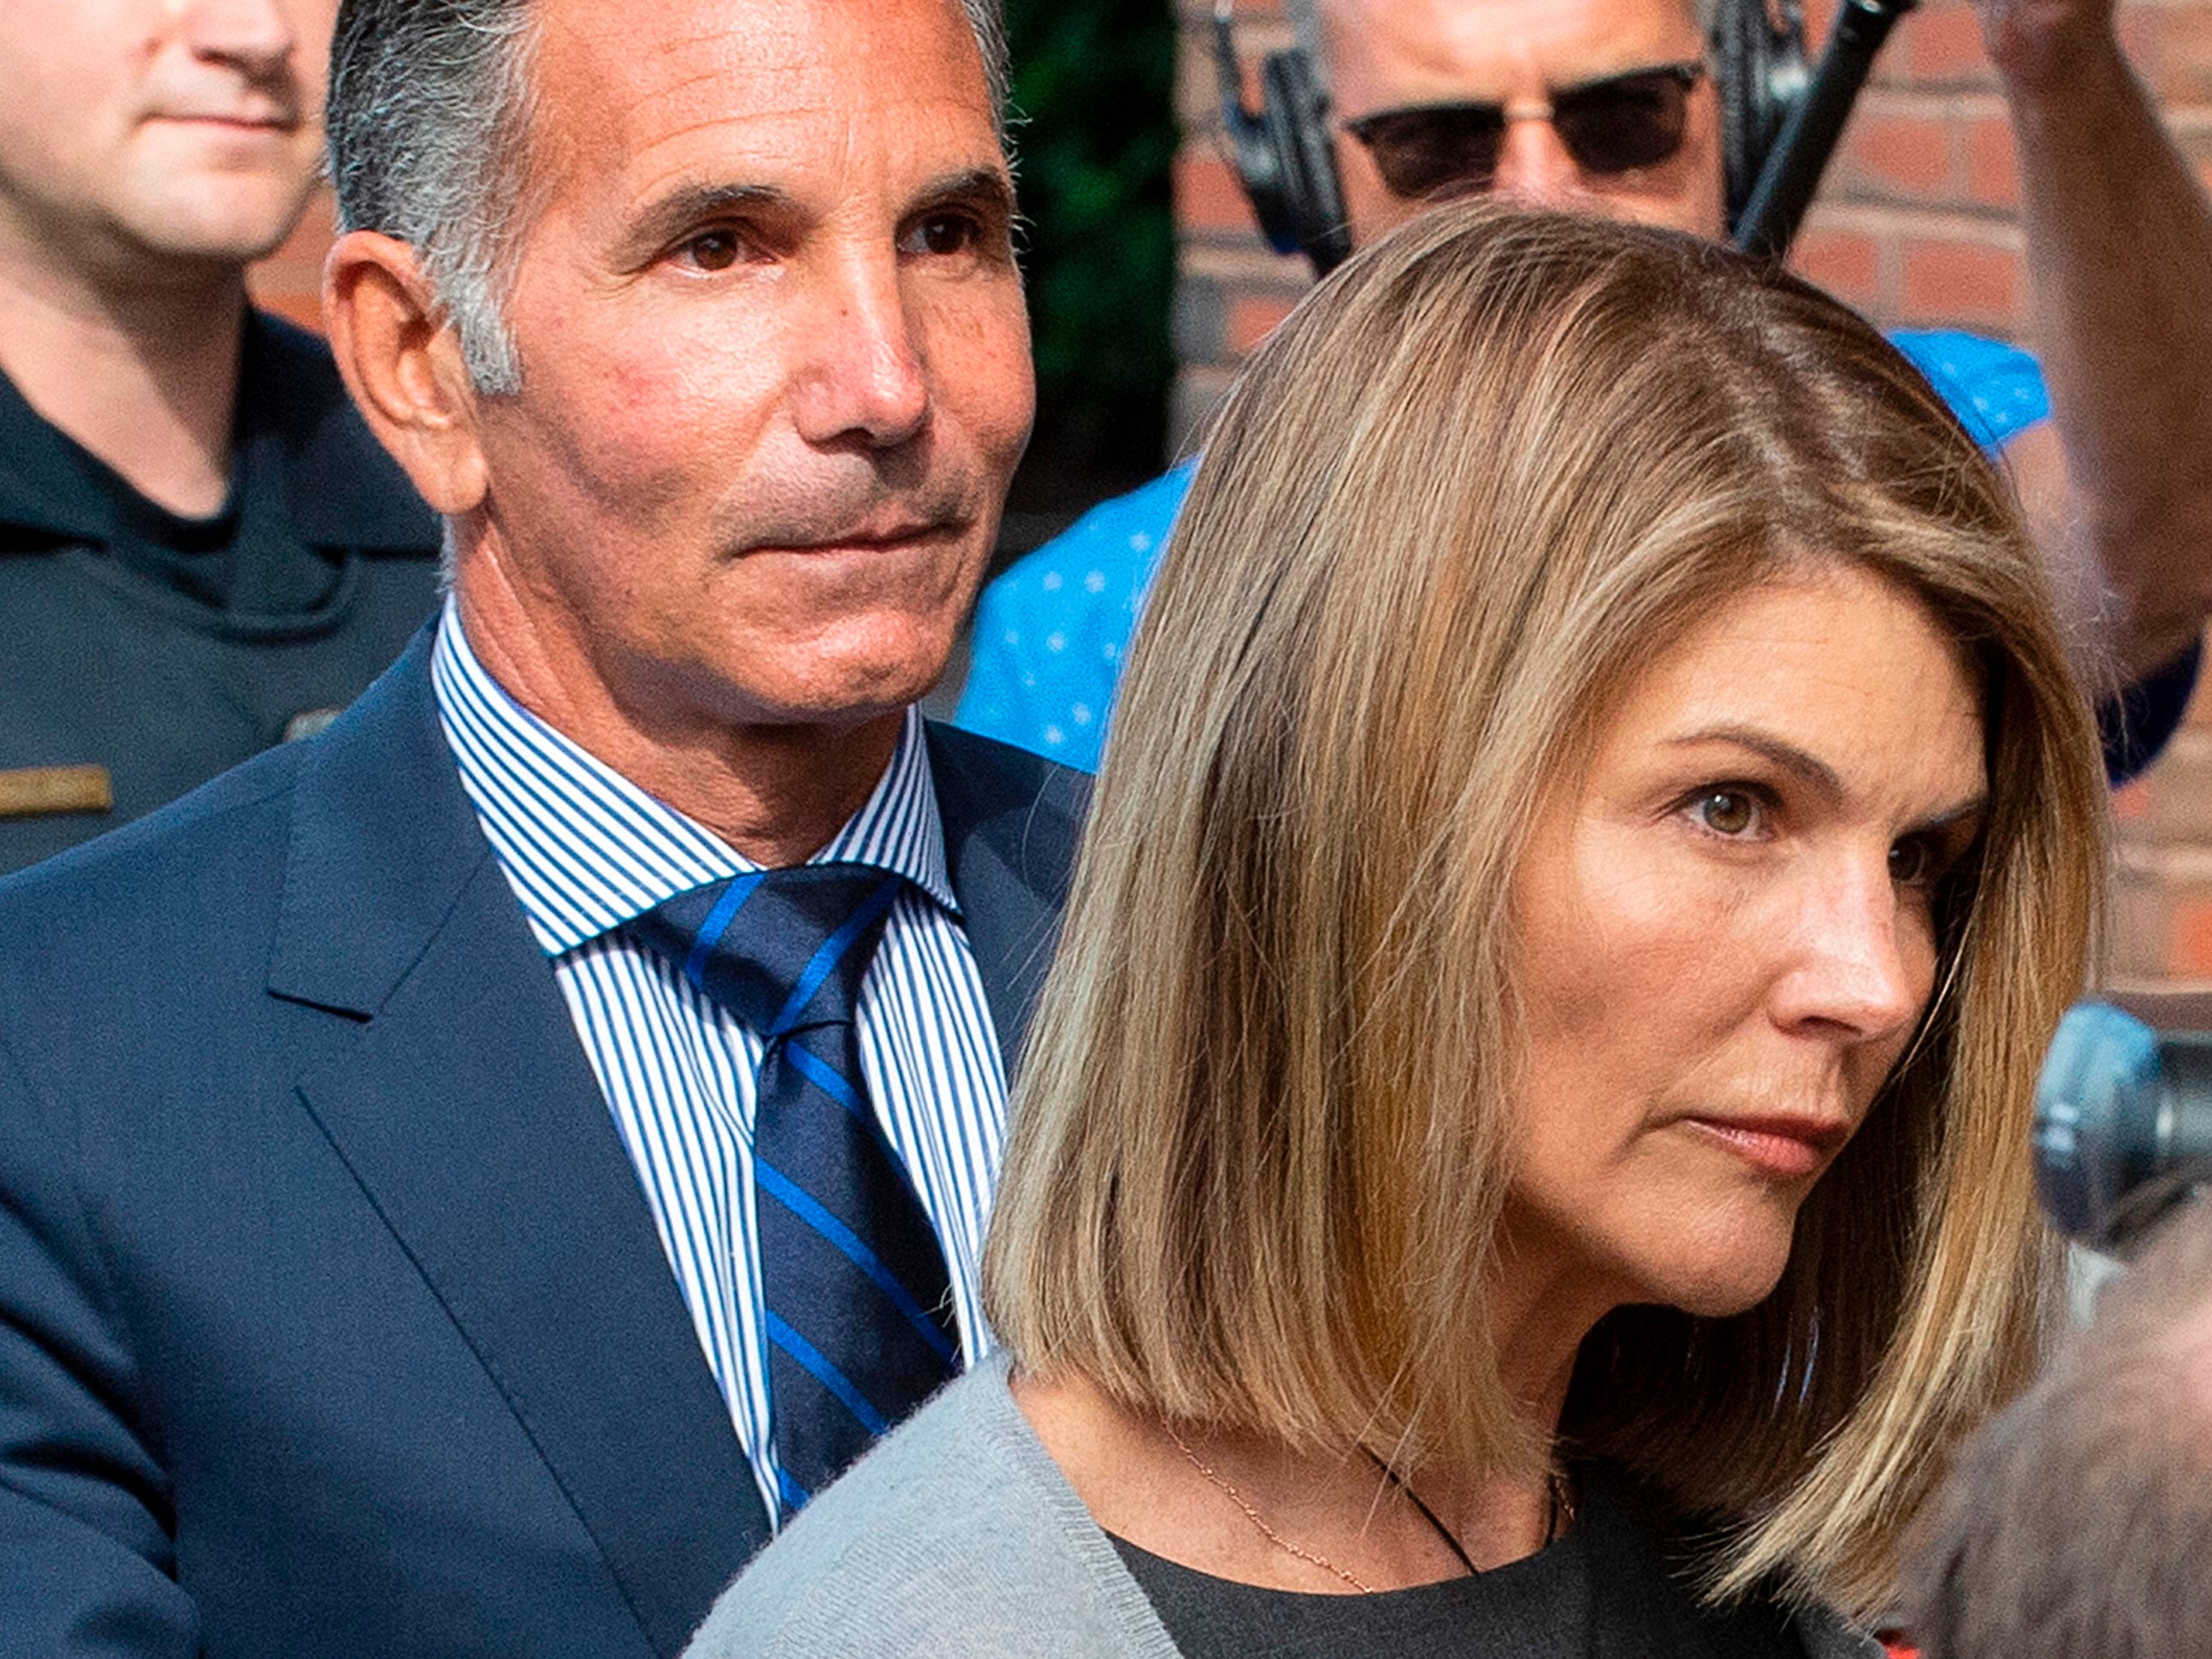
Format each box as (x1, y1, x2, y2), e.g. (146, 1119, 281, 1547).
(769, 873, 905, 1036)
(777, 1469, 811, 1514)
(755, 1159, 959, 1362)
(765, 1311, 890, 1436)
(782, 1042, 872, 1128)
(682, 872, 763, 991)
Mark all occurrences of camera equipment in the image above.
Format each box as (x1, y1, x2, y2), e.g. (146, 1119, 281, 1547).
(1732, 0, 1919, 260)
(1714, 0, 1812, 238)
(1211, 0, 1351, 274)
(2034, 1003, 2212, 1252)
(1210, 0, 1909, 275)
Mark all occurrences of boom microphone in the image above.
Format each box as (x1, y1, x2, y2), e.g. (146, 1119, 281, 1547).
(2033, 1003, 2212, 1251)
(1732, 0, 1919, 262)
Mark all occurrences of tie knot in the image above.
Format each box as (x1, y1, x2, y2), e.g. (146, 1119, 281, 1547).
(625, 863, 905, 1037)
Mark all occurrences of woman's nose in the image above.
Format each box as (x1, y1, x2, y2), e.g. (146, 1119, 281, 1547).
(1769, 855, 1931, 1043)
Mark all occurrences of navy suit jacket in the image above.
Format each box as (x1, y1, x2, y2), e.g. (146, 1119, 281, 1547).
(0, 630, 1087, 1658)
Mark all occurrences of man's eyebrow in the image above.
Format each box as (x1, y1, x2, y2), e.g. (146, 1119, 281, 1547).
(1557, 57, 1704, 98)
(621, 181, 790, 262)
(618, 169, 1013, 265)
(1352, 57, 1701, 120)
(907, 166, 1017, 221)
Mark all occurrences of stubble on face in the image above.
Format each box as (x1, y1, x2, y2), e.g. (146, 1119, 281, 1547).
(447, 0, 1032, 856)
(0, 0, 333, 272)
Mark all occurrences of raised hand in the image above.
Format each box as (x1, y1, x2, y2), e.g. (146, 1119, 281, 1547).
(1968, 0, 2120, 89)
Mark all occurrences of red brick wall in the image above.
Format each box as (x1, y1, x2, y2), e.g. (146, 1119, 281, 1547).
(1174, 0, 2212, 425)
(245, 183, 335, 333)
(1176, 0, 2212, 990)
(256, 10, 2212, 985)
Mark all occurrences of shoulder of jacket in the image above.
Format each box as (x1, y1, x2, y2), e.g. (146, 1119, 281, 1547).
(689, 1370, 1173, 1659)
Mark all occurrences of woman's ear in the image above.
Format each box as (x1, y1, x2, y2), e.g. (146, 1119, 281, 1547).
(322, 231, 490, 517)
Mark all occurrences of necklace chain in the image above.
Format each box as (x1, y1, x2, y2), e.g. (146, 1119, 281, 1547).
(1163, 1425, 1573, 1597)
(1166, 1425, 1376, 1593)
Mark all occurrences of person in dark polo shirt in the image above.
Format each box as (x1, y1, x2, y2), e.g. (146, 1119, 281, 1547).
(0, 0, 439, 876)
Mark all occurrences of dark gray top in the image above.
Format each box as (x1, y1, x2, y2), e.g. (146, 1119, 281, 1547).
(680, 1360, 1875, 1659)
(1111, 1461, 1803, 1659)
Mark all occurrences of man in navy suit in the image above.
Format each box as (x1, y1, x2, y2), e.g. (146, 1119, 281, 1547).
(0, 0, 1081, 1653)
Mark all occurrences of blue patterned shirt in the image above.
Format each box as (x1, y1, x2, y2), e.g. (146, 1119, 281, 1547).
(958, 330, 2194, 780)
(431, 600, 1009, 1530)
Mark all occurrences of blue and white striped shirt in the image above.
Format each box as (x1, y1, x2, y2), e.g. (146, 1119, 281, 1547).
(430, 601, 1009, 1527)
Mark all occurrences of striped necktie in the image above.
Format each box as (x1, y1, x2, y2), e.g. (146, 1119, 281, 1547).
(625, 863, 960, 1515)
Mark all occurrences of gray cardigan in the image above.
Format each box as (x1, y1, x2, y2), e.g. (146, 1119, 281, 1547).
(681, 1360, 1884, 1659)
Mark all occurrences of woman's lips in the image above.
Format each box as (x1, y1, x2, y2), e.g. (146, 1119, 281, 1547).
(1680, 1115, 1848, 1180)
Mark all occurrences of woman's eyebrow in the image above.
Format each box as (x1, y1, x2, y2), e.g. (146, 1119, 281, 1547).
(1663, 726, 1844, 800)
(1909, 794, 1990, 838)
(1667, 725, 1989, 830)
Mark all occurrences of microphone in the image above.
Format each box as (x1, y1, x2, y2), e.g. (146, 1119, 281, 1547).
(2034, 1003, 2212, 1250)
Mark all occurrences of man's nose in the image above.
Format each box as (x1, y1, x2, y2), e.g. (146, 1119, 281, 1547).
(792, 255, 933, 452)
(1770, 857, 1929, 1044)
(181, 0, 299, 78)
(1489, 113, 1587, 210)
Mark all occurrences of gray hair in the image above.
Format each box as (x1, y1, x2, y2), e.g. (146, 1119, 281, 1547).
(1904, 1202, 2212, 1659)
(327, 0, 1011, 397)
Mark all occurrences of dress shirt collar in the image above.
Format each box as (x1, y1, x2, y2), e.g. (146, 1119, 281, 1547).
(430, 596, 957, 957)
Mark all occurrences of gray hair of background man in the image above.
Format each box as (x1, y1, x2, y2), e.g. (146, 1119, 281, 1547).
(1903, 1199, 2212, 1659)
(325, 0, 1011, 397)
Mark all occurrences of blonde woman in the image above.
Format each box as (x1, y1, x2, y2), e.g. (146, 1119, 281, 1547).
(684, 206, 2106, 1658)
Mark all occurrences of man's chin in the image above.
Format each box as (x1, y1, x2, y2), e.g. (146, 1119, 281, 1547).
(122, 198, 314, 265)
(117, 163, 320, 265)
(723, 645, 956, 732)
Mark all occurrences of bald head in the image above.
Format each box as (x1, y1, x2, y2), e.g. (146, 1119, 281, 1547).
(1305, 0, 1706, 45)
(1300, 0, 1725, 244)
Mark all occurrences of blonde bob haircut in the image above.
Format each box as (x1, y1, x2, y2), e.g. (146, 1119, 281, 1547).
(983, 204, 2108, 1619)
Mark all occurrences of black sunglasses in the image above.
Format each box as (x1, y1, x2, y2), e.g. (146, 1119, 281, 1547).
(1343, 62, 1706, 202)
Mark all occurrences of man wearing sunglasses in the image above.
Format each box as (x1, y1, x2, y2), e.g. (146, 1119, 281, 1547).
(957, 0, 2212, 787)
(1342, 59, 1710, 214)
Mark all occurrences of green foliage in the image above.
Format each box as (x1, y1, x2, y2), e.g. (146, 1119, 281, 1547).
(1002, 0, 1177, 511)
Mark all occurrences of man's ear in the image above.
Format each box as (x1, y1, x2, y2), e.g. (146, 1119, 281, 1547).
(323, 231, 490, 516)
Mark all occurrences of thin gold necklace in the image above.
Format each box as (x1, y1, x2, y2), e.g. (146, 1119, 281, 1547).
(1166, 1424, 1379, 1592)
(1163, 1426, 1572, 1595)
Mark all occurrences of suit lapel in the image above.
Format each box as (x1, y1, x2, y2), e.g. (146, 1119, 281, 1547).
(925, 723, 1089, 1076)
(270, 635, 769, 1657)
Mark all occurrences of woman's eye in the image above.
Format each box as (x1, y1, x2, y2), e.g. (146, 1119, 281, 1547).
(1889, 837, 1934, 887)
(1690, 788, 1762, 838)
(677, 229, 744, 272)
